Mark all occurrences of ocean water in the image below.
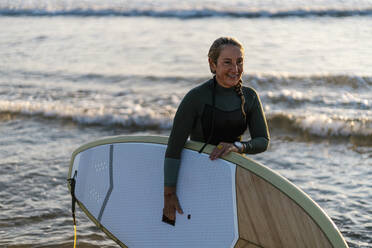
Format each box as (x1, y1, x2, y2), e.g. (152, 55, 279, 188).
(0, 0, 371, 247)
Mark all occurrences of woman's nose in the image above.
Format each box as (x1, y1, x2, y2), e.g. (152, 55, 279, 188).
(231, 63, 238, 72)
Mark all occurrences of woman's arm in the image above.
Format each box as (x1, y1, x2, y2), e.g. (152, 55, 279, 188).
(242, 89, 270, 154)
(164, 89, 199, 186)
(163, 89, 199, 225)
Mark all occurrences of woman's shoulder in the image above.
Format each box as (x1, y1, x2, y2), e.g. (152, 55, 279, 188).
(185, 79, 213, 98)
(177, 79, 213, 109)
(242, 85, 259, 99)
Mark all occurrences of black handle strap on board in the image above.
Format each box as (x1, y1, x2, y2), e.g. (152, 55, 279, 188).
(162, 214, 175, 226)
(67, 171, 78, 225)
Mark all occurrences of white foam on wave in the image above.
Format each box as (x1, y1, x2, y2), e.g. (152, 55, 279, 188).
(0, 99, 174, 129)
(269, 111, 372, 137)
(265, 89, 371, 110)
(246, 74, 372, 89)
(298, 114, 371, 137)
(266, 89, 310, 103)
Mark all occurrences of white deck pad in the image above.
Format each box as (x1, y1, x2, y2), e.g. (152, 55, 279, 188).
(71, 142, 239, 248)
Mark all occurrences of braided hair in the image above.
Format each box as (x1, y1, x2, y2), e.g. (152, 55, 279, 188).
(234, 79, 246, 117)
(208, 37, 246, 117)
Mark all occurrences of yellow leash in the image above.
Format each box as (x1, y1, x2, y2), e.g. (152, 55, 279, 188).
(73, 223, 77, 248)
(68, 171, 78, 248)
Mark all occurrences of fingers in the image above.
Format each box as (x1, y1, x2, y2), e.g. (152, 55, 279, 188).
(222, 145, 235, 156)
(209, 142, 236, 160)
(209, 143, 225, 160)
(163, 193, 183, 226)
(163, 202, 175, 220)
(175, 198, 184, 214)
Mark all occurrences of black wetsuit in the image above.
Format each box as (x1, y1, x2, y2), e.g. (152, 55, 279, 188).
(164, 78, 270, 186)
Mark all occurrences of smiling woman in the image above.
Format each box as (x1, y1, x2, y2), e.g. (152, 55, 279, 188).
(162, 37, 270, 226)
(1, 2, 371, 246)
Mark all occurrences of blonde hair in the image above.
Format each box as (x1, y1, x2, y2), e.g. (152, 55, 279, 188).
(208, 37, 246, 117)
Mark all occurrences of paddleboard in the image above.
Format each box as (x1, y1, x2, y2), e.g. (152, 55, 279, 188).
(67, 135, 348, 248)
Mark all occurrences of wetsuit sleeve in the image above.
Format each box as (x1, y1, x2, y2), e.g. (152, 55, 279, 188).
(242, 90, 270, 154)
(164, 90, 198, 187)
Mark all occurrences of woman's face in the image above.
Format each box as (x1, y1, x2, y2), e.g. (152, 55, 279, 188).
(209, 45, 244, 88)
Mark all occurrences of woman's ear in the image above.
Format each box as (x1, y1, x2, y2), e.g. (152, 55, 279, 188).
(208, 57, 217, 74)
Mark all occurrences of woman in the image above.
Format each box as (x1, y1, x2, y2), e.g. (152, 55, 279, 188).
(162, 37, 270, 226)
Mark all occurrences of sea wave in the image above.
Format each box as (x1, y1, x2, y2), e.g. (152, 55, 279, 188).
(0, 100, 173, 130)
(0, 69, 204, 86)
(1, 7, 372, 19)
(246, 74, 372, 89)
(3, 69, 372, 88)
(268, 112, 372, 145)
(1, 100, 371, 145)
(264, 89, 371, 110)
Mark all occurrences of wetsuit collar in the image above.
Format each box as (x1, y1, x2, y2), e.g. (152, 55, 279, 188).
(213, 76, 236, 94)
(212, 76, 234, 94)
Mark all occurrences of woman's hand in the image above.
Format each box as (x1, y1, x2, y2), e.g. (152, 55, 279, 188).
(209, 142, 239, 160)
(163, 186, 183, 226)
